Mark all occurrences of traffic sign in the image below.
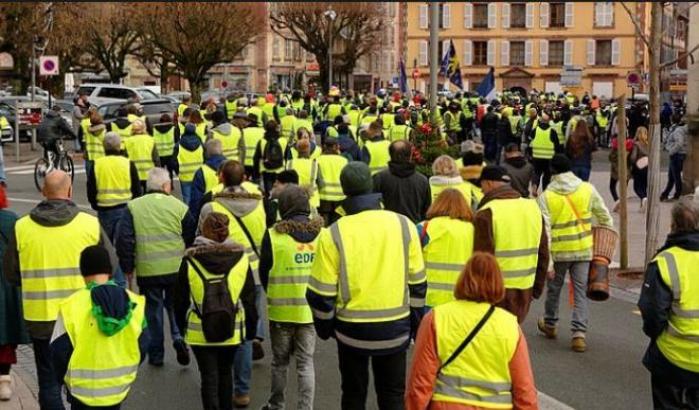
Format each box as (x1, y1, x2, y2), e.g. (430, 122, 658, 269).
(221, 80, 228, 89)
(412, 68, 421, 79)
(17, 102, 43, 126)
(626, 72, 641, 89)
(560, 66, 582, 87)
(39, 56, 59, 76)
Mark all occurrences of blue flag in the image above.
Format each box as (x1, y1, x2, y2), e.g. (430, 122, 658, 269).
(476, 66, 496, 101)
(440, 40, 463, 90)
(399, 60, 408, 94)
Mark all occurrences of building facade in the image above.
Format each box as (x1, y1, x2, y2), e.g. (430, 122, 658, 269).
(405, 2, 653, 100)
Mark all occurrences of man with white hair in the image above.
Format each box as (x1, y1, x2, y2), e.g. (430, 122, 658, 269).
(87, 132, 141, 286)
(115, 167, 195, 367)
(124, 119, 160, 192)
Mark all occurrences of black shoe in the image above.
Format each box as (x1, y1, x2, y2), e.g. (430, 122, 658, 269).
(660, 195, 669, 202)
(173, 339, 190, 366)
(252, 339, 265, 361)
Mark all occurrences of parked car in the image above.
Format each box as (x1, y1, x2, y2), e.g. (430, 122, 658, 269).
(76, 83, 161, 106)
(96, 98, 176, 128)
(164, 91, 191, 103)
(0, 97, 73, 143)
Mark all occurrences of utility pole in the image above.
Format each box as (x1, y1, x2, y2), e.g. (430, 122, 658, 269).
(645, 2, 663, 266)
(324, 8, 337, 93)
(617, 96, 628, 269)
(428, 1, 439, 120)
(685, 3, 699, 190)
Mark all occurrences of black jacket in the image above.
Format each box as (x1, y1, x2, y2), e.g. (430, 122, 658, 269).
(639, 231, 699, 386)
(480, 112, 499, 140)
(497, 117, 517, 146)
(37, 111, 76, 144)
(86, 153, 142, 211)
(373, 161, 431, 223)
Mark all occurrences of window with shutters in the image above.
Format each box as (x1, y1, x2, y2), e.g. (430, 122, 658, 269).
(473, 4, 488, 28)
(510, 3, 526, 28)
(549, 40, 564, 66)
(595, 2, 614, 27)
(595, 39, 612, 65)
(285, 39, 293, 62)
(510, 41, 525, 66)
(419, 40, 428, 66)
(473, 41, 488, 65)
(273, 37, 281, 61)
(549, 3, 565, 28)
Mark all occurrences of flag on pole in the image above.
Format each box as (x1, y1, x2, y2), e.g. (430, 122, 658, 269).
(476, 66, 496, 101)
(399, 60, 408, 93)
(439, 40, 463, 90)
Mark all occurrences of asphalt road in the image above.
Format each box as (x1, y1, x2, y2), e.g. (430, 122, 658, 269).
(3, 156, 652, 409)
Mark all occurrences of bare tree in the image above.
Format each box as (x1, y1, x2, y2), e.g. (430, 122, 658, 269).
(134, 2, 265, 102)
(270, 2, 383, 92)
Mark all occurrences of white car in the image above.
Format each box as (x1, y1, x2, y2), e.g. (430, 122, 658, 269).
(75, 84, 160, 106)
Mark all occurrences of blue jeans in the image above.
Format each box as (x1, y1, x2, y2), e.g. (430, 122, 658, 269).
(571, 165, 591, 182)
(142, 285, 182, 363)
(97, 208, 127, 287)
(33, 338, 65, 410)
(255, 285, 266, 340)
(234, 341, 252, 395)
(662, 153, 686, 199)
(180, 181, 192, 205)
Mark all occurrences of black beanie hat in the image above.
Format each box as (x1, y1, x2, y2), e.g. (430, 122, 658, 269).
(340, 162, 373, 196)
(211, 110, 225, 124)
(80, 245, 113, 277)
(550, 154, 572, 175)
(479, 165, 511, 183)
(276, 170, 299, 185)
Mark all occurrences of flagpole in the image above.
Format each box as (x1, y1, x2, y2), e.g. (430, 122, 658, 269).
(429, 1, 439, 120)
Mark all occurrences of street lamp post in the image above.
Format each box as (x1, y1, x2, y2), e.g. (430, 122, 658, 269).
(324, 9, 337, 92)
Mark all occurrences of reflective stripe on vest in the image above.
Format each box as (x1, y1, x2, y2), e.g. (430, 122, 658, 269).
(84, 129, 106, 160)
(128, 193, 187, 277)
(124, 134, 155, 181)
(62, 288, 144, 407)
(242, 127, 264, 166)
(224, 101, 237, 119)
(212, 127, 242, 160)
(210, 199, 266, 285)
(389, 125, 411, 142)
(544, 183, 594, 256)
(423, 217, 474, 307)
(152, 126, 175, 157)
(94, 156, 132, 207)
(531, 127, 555, 159)
(317, 155, 348, 202)
(185, 256, 248, 346)
(177, 145, 203, 182)
(479, 198, 542, 289)
(16, 213, 100, 321)
(267, 229, 321, 323)
(654, 248, 699, 373)
(433, 300, 517, 409)
(365, 139, 391, 175)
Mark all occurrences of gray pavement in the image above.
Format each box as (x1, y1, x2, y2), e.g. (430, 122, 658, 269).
(0, 146, 672, 409)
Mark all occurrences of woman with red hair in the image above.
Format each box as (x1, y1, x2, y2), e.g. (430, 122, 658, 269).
(0, 186, 30, 400)
(406, 252, 537, 410)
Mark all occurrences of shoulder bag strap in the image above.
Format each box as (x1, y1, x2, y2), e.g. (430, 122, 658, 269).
(232, 213, 259, 256)
(563, 191, 584, 227)
(438, 305, 495, 372)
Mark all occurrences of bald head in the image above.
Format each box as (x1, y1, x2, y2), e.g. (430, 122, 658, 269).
(42, 171, 72, 200)
(389, 140, 412, 164)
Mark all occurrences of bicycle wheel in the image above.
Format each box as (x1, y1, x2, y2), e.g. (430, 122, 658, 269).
(58, 155, 75, 182)
(34, 157, 52, 191)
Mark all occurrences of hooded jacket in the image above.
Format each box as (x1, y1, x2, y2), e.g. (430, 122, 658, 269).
(373, 161, 431, 223)
(37, 110, 76, 144)
(197, 188, 262, 233)
(174, 237, 257, 341)
(3, 200, 118, 339)
(640, 231, 699, 386)
(502, 155, 535, 198)
(50, 282, 150, 387)
(190, 154, 227, 212)
(474, 185, 549, 323)
(207, 122, 234, 139)
(537, 171, 614, 262)
(172, 130, 205, 175)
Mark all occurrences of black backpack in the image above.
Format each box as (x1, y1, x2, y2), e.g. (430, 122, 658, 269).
(188, 258, 238, 343)
(262, 137, 284, 169)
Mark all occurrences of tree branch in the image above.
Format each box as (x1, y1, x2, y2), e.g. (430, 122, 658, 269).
(620, 2, 652, 51)
(660, 42, 699, 70)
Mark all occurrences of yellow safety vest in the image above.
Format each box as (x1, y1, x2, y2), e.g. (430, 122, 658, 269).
(317, 154, 348, 202)
(94, 156, 132, 208)
(200, 164, 219, 193)
(289, 145, 321, 161)
(551, 121, 565, 145)
(246, 106, 264, 127)
(531, 127, 555, 159)
(325, 103, 343, 121)
(544, 182, 593, 257)
(422, 217, 474, 307)
(212, 127, 242, 160)
(127, 114, 146, 124)
(111, 122, 132, 149)
(262, 102, 276, 122)
(124, 134, 155, 181)
(596, 111, 609, 129)
(286, 158, 320, 208)
(509, 115, 522, 135)
(280, 115, 296, 140)
(267, 228, 321, 323)
(128, 193, 187, 277)
(152, 126, 175, 157)
(0, 116, 9, 129)
(294, 118, 314, 135)
(365, 139, 391, 175)
(177, 145, 203, 183)
(389, 124, 411, 142)
(242, 127, 264, 167)
(210, 198, 266, 285)
(80, 117, 91, 137)
(258, 138, 289, 173)
(430, 179, 475, 209)
(433, 300, 518, 409)
(382, 113, 396, 131)
(84, 128, 105, 161)
(185, 256, 248, 346)
(16, 212, 100, 321)
(193, 122, 207, 143)
(61, 287, 145, 407)
(177, 103, 188, 118)
(479, 198, 542, 289)
(444, 111, 462, 132)
(224, 101, 237, 120)
(361, 113, 378, 127)
(348, 110, 361, 127)
(654, 247, 699, 373)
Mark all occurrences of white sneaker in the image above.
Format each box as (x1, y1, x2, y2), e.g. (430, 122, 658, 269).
(0, 374, 12, 401)
(641, 198, 648, 212)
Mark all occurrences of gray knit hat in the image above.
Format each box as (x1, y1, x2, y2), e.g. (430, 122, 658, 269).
(340, 162, 373, 196)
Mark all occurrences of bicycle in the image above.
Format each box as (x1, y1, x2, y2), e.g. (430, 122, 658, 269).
(34, 138, 74, 191)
